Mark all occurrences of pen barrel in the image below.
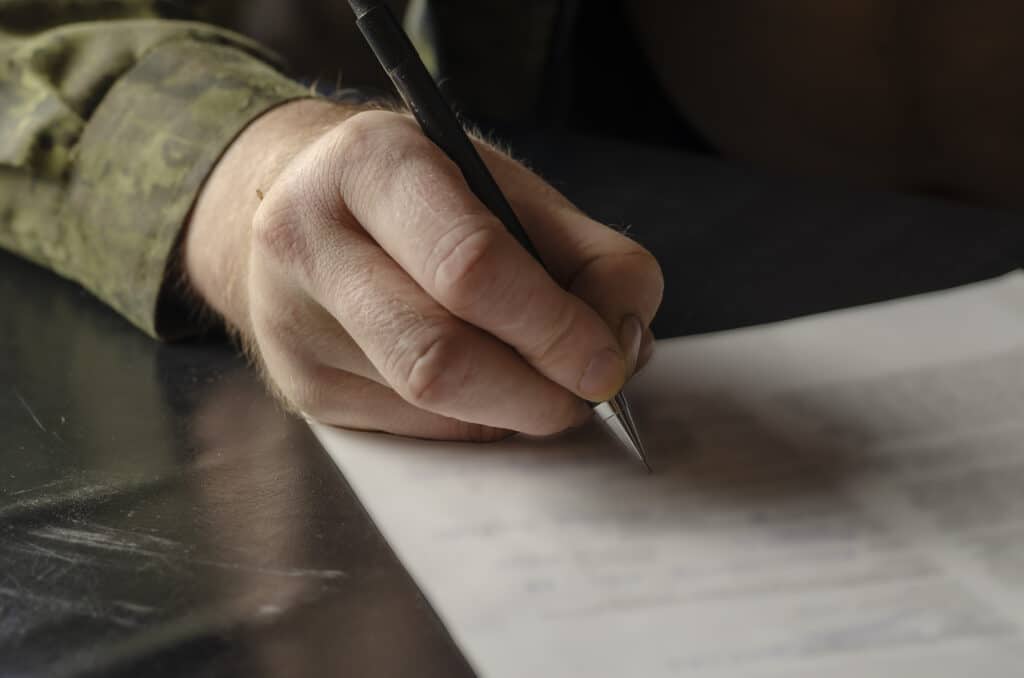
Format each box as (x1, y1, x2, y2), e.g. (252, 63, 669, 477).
(354, 5, 544, 264)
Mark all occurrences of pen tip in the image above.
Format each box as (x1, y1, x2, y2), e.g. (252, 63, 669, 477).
(615, 392, 653, 472)
(593, 395, 652, 472)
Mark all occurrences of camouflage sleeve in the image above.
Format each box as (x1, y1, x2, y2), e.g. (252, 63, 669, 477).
(0, 8, 313, 338)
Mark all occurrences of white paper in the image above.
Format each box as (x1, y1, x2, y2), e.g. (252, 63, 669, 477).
(313, 273, 1024, 677)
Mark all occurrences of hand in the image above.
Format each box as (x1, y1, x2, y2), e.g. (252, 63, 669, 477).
(185, 100, 663, 440)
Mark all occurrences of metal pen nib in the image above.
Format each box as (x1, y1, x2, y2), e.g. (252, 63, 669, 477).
(593, 393, 651, 471)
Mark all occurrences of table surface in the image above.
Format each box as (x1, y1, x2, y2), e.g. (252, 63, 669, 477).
(2, 134, 1021, 677)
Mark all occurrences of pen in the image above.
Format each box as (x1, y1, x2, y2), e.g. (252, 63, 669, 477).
(346, 0, 650, 470)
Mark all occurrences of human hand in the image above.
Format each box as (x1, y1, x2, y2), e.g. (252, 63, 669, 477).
(185, 100, 663, 440)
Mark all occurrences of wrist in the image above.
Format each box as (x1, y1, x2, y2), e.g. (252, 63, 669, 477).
(184, 98, 358, 334)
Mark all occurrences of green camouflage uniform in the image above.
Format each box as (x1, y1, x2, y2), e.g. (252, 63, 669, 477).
(0, 0, 563, 338)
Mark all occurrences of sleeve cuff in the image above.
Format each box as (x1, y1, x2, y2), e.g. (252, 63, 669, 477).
(61, 38, 313, 339)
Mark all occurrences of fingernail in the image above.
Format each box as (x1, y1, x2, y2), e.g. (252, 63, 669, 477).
(579, 348, 626, 401)
(619, 315, 644, 376)
(637, 329, 655, 372)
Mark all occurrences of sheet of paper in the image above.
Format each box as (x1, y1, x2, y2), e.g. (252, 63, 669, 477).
(312, 273, 1024, 678)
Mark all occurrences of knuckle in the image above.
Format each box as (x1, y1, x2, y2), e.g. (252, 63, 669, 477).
(328, 111, 444, 219)
(429, 221, 506, 313)
(332, 112, 379, 165)
(570, 245, 665, 319)
(403, 338, 461, 409)
(334, 110, 391, 154)
(334, 110, 430, 177)
(252, 195, 311, 272)
(385, 321, 467, 410)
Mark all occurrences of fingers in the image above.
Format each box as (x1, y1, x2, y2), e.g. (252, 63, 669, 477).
(246, 260, 534, 440)
(295, 366, 513, 442)
(325, 111, 629, 402)
(475, 143, 665, 371)
(249, 290, 388, 385)
(253, 314, 514, 441)
(250, 192, 590, 435)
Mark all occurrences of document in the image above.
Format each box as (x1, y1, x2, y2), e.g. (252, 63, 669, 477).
(312, 273, 1024, 677)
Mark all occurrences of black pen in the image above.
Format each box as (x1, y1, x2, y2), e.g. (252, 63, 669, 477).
(346, 0, 650, 470)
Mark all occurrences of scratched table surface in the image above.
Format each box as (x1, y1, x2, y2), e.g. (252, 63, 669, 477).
(0, 250, 475, 677)
(2, 133, 1022, 678)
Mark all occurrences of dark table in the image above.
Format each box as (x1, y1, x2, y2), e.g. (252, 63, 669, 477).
(2, 135, 1021, 677)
